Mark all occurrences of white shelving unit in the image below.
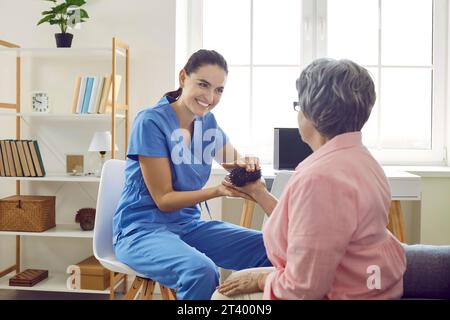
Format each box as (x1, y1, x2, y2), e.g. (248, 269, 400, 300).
(0, 38, 129, 299)
(0, 224, 93, 238)
(0, 111, 126, 120)
(0, 174, 100, 182)
(0, 272, 110, 294)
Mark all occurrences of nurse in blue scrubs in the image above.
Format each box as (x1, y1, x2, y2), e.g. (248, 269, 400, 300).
(113, 49, 271, 300)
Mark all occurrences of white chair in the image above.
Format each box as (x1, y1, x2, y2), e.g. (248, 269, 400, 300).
(270, 171, 294, 198)
(93, 159, 176, 300)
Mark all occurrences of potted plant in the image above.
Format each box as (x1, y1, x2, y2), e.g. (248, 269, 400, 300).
(37, 0, 89, 48)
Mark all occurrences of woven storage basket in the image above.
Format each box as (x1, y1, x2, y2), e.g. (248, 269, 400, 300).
(0, 195, 56, 232)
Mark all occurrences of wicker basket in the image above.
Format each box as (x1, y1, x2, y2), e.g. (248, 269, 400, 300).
(0, 195, 56, 232)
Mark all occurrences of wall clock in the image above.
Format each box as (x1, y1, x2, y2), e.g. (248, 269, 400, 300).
(31, 91, 49, 112)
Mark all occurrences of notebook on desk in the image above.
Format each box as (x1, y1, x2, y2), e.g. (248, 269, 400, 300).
(274, 128, 313, 170)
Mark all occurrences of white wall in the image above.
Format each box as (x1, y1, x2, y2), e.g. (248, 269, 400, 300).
(0, 0, 177, 271)
(0, 0, 176, 120)
(419, 177, 450, 245)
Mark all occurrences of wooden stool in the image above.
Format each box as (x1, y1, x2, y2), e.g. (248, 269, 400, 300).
(387, 200, 406, 243)
(240, 200, 255, 228)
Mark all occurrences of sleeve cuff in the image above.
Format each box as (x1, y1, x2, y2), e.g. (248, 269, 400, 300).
(263, 271, 278, 300)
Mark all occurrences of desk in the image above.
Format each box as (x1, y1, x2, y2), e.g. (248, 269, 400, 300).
(383, 168, 421, 242)
(238, 166, 421, 242)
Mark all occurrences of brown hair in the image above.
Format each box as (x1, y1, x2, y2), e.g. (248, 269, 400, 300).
(164, 49, 228, 100)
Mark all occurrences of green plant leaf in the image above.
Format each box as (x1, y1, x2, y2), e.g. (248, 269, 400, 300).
(52, 3, 69, 15)
(41, 10, 54, 15)
(37, 14, 54, 26)
(65, 0, 86, 7)
(49, 18, 66, 25)
(79, 9, 89, 19)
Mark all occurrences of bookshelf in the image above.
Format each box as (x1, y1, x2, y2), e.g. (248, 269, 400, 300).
(0, 38, 129, 298)
(0, 112, 126, 120)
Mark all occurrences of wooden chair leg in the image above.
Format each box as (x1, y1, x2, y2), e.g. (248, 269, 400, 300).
(125, 276, 144, 300)
(168, 288, 177, 300)
(140, 279, 155, 300)
(123, 274, 128, 293)
(109, 271, 116, 300)
(109, 272, 127, 300)
(240, 199, 255, 228)
(159, 283, 177, 300)
(388, 200, 406, 243)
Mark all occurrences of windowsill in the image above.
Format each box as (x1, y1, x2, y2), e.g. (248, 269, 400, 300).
(211, 163, 450, 178)
(382, 166, 450, 178)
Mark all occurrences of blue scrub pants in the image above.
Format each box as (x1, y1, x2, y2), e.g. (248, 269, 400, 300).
(114, 219, 271, 300)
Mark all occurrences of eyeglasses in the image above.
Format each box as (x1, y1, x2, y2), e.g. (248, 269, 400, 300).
(293, 101, 300, 112)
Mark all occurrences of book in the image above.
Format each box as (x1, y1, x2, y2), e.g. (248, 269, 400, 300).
(21, 140, 36, 177)
(28, 140, 45, 177)
(98, 74, 122, 113)
(4, 140, 16, 177)
(0, 140, 9, 176)
(98, 74, 112, 114)
(93, 77, 105, 113)
(16, 140, 30, 177)
(0, 146, 5, 176)
(76, 76, 88, 114)
(71, 76, 82, 114)
(106, 74, 122, 112)
(10, 140, 23, 177)
(87, 76, 100, 114)
(81, 77, 94, 114)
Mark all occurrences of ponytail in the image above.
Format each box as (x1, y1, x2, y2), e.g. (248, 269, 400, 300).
(163, 87, 182, 100)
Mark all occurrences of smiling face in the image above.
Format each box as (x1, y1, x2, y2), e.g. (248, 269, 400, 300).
(178, 64, 227, 117)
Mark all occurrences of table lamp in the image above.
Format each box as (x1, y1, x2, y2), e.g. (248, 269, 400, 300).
(88, 131, 118, 176)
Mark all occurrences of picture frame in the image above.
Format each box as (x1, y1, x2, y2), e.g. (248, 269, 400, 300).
(66, 154, 84, 176)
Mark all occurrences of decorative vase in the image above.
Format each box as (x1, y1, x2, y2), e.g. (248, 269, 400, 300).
(75, 208, 96, 231)
(55, 32, 73, 48)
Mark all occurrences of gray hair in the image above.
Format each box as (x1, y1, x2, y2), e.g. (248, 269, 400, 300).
(296, 58, 376, 139)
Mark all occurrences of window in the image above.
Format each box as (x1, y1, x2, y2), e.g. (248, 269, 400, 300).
(179, 0, 447, 165)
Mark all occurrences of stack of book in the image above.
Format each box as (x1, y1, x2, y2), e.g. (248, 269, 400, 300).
(0, 140, 46, 177)
(9, 269, 49, 287)
(71, 74, 122, 114)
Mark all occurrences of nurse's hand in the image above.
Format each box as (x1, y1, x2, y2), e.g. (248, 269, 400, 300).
(216, 184, 255, 201)
(221, 155, 260, 172)
(222, 175, 267, 200)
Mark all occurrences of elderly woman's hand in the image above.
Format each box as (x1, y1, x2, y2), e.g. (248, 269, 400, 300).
(222, 175, 266, 200)
(216, 183, 255, 201)
(217, 272, 267, 297)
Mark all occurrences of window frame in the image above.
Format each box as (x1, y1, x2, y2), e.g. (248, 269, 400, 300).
(178, 0, 448, 165)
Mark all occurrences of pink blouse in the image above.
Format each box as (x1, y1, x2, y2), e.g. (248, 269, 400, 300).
(263, 132, 406, 300)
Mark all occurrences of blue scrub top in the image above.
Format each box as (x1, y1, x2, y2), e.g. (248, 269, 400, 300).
(113, 96, 228, 240)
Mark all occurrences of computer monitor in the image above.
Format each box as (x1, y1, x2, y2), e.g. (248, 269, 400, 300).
(274, 128, 313, 170)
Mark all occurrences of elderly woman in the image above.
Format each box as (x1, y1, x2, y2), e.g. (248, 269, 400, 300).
(214, 58, 406, 300)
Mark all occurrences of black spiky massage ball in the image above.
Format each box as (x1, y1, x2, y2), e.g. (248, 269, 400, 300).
(229, 167, 262, 187)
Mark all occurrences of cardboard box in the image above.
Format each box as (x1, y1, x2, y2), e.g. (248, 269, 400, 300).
(76, 256, 110, 290)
